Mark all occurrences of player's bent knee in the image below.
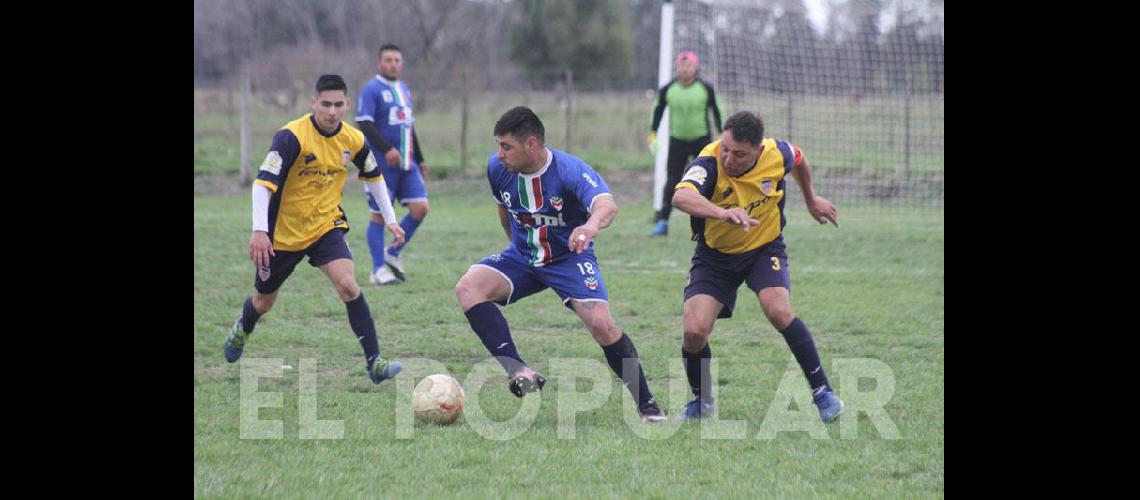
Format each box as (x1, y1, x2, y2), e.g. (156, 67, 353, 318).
(253, 295, 275, 314)
(454, 276, 485, 310)
(586, 320, 620, 344)
(682, 331, 708, 351)
(683, 328, 710, 342)
(410, 204, 429, 220)
(763, 307, 795, 330)
(335, 278, 361, 302)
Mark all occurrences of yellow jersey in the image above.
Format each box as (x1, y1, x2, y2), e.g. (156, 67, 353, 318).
(254, 114, 383, 251)
(675, 138, 803, 255)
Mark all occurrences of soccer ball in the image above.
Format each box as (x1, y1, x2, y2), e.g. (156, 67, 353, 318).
(412, 374, 465, 425)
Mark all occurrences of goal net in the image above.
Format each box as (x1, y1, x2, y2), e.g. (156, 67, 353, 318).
(664, 0, 944, 210)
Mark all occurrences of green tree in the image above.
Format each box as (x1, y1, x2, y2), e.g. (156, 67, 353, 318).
(507, 0, 635, 86)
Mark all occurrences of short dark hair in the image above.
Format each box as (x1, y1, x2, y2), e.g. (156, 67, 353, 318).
(315, 74, 348, 94)
(494, 106, 545, 143)
(723, 111, 765, 145)
(378, 44, 401, 57)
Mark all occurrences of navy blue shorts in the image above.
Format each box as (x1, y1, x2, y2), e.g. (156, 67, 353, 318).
(683, 239, 791, 319)
(473, 248, 608, 310)
(254, 228, 353, 294)
(364, 163, 428, 211)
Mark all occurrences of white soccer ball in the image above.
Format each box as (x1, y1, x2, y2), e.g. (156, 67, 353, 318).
(412, 374, 465, 425)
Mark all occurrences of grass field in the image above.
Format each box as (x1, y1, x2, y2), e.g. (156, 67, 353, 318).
(193, 179, 944, 497)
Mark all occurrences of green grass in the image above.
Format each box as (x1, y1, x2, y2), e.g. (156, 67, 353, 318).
(194, 90, 944, 177)
(194, 181, 944, 497)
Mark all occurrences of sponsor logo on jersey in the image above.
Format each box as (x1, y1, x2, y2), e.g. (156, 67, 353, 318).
(582, 173, 599, 188)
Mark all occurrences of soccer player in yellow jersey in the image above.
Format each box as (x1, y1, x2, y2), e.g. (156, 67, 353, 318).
(671, 111, 845, 422)
(223, 74, 407, 385)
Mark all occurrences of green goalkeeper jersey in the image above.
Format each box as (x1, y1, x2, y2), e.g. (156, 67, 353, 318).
(650, 78, 723, 141)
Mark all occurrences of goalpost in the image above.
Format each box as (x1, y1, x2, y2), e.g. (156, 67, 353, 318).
(652, 0, 674, 216)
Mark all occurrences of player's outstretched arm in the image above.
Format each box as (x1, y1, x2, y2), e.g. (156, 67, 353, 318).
(673, 187, 758, 231)
(789, 157, 838, 227)
(569, 195, 617, 254)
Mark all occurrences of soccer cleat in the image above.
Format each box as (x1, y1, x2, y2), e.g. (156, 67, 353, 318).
(372, 265, 402, 285)
(224, 317, 248, 363)
(384, 252, 407, 282)
(507, 366, 547, 398)
(813, 388, 845, 423)
(676, 397, 716, 421)
(638, 398, 667, 422)
(650, 220, 669, 237)
(368, 359, 403, 384)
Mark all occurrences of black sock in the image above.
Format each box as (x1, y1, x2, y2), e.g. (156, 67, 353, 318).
(241, 296, 261, 333)
(601, 332, 654, 408)
(345, 294, 381, 366)
(464, 302, 526, 375)
(682, 343, 712, 402)
(779, 317, 831, 393)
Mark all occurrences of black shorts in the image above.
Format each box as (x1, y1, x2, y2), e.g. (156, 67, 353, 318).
(683, 238, 791, 319)
(254, 228, 352, 294)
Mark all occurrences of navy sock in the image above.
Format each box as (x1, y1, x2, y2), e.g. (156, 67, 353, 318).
(366, 220, 387, 273)
(345, 294, 381, 366)
(779, 317, 831, 393)
(241, 296, 261, 334)
(682, 343, 712, 401)
(602, 333, 654, 407)
(464, 302, 526, 374)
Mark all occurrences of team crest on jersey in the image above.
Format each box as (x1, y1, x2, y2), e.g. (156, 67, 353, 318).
(550, 196, 563, 211)
(381, 90, 393, 102)
(583, 276, 599, 290)
(760, 179, 773, 195)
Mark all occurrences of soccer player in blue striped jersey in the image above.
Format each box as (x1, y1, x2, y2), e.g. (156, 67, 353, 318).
(356, 44, 430, 286)
(671, 111, 844, 422)
(223, 74, 405, 385)
(454, 106, 666, 422)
